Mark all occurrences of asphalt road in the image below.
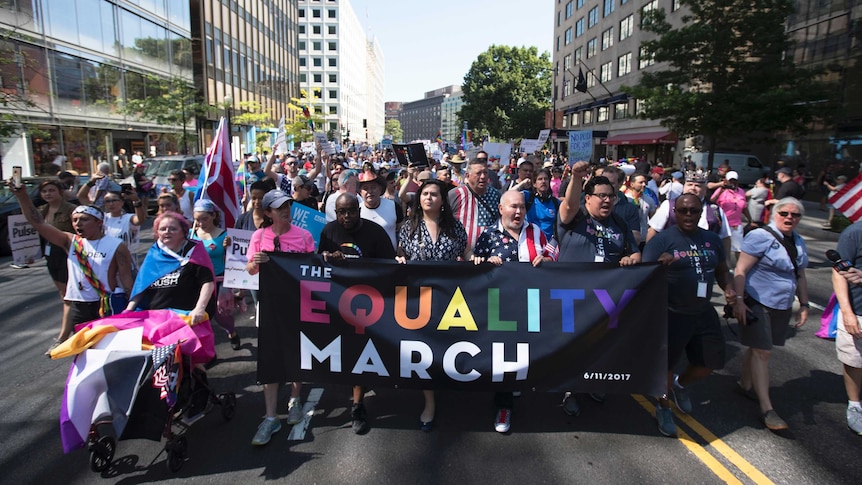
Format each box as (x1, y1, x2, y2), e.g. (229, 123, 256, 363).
(1, 203, 860, 484)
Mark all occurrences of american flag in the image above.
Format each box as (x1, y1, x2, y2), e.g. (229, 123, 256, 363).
(197, 117, 241, 228)
(829, 173, 862, 223)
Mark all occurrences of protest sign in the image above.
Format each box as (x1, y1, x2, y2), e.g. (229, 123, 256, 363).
(274, 116, 286, 155)
(483, 143, 513, 165)
(8, 214, 41, 266)
(519, 139, 540, 153)
(568, 130, 594, 163)
(223, 228, 258, 290)
(536, 129, 551, 147)
(258, 255, 667, 396)
(392, 143, 429, 167)
(291, 203, 326, 247)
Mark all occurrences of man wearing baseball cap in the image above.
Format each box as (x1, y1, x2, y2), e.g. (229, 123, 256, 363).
(767, 166, 805, 206)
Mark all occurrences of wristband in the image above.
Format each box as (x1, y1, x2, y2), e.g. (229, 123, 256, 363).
(132, 201, 142, 207)
(799, 302, 810, 308)
(86, 181, 95, 187)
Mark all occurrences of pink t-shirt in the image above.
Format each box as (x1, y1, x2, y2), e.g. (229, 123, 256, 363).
(248, 226, 315, 261)
(713, 187, 747, 226)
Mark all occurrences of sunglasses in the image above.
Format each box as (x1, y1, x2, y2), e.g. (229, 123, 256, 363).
(674, 207, 702, 215)
(167, 178, 179, 182)
(777, 211, 802, 219)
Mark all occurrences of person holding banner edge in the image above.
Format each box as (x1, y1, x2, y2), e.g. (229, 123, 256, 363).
(246, 189, 316, 446)
(643, 194, 734, 437)
(319, 193, 396, 434)
(473, 190, 555, 433)
(396, 179, 470, 431)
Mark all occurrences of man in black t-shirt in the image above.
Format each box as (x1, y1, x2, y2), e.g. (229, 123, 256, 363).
(643, 194, 733, 438)
(768, 167, 805, 207)
(318, 193, 395, 434)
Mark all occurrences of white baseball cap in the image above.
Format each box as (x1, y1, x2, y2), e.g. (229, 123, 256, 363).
(726, 171, 739, 180)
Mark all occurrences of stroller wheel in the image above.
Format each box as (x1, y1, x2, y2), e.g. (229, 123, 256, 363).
(220, 393, 237, 421)
(89, 435, 116, 472)
(166, 436, 188, 473)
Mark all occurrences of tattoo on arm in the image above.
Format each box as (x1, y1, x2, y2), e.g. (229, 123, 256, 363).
(28, 206, 45, 225)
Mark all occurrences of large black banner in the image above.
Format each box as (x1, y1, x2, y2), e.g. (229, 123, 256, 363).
(259, 255, 668, 396)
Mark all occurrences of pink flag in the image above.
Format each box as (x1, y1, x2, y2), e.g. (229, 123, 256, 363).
(829, 173, 862, 223)
(197, 117, 240, 228)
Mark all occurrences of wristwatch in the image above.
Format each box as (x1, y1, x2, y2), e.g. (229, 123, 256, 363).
(799, 302, 810, 308)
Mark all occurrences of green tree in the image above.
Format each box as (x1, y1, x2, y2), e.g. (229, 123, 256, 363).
(624, 0, 834, 170)
(285, 89, 324, 143)
(0, 37, 50, 139)
(384, 119, 403, 143)
(460, 45, 552, 140)
(233, 101, 274, 154)
(119, 75, 208, 154)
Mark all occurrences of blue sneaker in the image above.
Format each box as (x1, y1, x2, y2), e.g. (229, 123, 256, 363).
(251, 417, 282, 446)
(656, 406, 677, 437)
(671, 386, 692, 415)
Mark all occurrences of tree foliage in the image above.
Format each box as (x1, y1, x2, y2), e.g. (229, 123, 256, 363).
(624, 0, 834, 169)
(460, 45, 552, 141)
(384, 118, 403, 143)
(119, 75, 208, 154)
(0, 36, 50, 139)
(285, 89, 325, 143)
(233, 101, 274, 154)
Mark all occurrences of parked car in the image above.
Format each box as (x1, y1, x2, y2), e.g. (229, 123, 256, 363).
(119, 155, 205, 212)
(686, 152, 770, 186)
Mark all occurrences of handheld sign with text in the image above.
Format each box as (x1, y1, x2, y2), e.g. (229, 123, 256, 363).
(290, 203, 326, 247)
(8, 214, 41, 266)
(393, 143, 429, 168)
(223, 228, 258, 290)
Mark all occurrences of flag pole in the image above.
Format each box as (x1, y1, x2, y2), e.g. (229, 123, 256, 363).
(199, 117, 225, 199)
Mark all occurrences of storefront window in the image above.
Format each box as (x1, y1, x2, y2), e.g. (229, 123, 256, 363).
(31, 126, 62, 176)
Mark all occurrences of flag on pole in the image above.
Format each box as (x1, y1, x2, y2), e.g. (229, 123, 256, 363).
(829, 173, 862, 223)
(575, 68, 588, 93)
(196, 117, 240, 228)
(274, 116, 286, 155)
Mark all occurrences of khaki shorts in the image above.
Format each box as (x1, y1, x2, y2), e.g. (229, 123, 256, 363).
(837, 312, 862, 368)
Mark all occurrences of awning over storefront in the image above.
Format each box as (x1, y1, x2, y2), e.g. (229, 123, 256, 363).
(603, 131, 677, 145)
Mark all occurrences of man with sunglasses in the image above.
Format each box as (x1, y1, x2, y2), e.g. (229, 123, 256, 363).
(556, 162, 641, 416)
(643, 194, 733, 437)
(265, 152, 322, 199)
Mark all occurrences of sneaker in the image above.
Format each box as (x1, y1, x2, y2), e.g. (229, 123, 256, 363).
(287, 400, 304, 425)
(762, 409, 789, 431)
(229, 333, 241, 351)
(494, 408, 511, 433)
(656, 405, 677, 437)
(251, 417, 282, 446)
(846, 406, 862, 435)
(671, 386, 692, 415)
(351, 403, 369, 435)
(562, 393, 580, 416)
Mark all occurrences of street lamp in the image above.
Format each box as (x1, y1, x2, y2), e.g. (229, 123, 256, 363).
(223, 93, 233, 137)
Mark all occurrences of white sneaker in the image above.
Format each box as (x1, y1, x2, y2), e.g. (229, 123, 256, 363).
(287, 401, 304, 425)
(494, 408, 511, 433)
(848, 405, 862, 435)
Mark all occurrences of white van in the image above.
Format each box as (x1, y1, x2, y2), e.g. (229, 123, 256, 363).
(687, 152, 769, 186)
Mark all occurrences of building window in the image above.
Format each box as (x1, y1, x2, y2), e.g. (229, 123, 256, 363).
(565, 27, 573, 45)
(565, 0, 574, 18)
(313, 73, 322, 82)
(556, 36, 560, 52)
(601, 27, 614, 50)
(313, 9, 321, 18)
(328, 9, 336, 18)
(574, 46, 583, 62)
(315, 107, 323, 115)
(564, 54, 571, 71)
(328, 57, 336, 67)
(577, 0, 585, 8)
(299, 41, 306, 50)
(299, 25, 306, 34)
(329, 74, 337, 82)
(620, 14, 634, 41)
(299, 57, 307, 67)
(328, 41, 336, 51)
(576, 17, 585, 37)
(634, 98, 645, 115)
(672, 0, 681, 11)
(313, 88, 321, 98)
(603, 0, 615, 16)
(597, 106, 609, 122)
(618, 52, 632, 76)
(600, 62, 612, 83)
(558, 10, 561, 26)
(328, 25, 336, 34)
(639, 45, 655, 68)
(329, 106, 337, 114)
(313, 57, 322, 67)
(571, 112, 579, 126)
(562, 114, 568, 127)
(313, 25, 321, 34)
(614, 102, 629, 119)
(587, 38, 597, 58)
(299, 8, 305, 17)
(313, 41, 321, 51)
(588, 6, 599, 28)
(641, 0, 658, 28)
(583, 109, 593, 124)
(299, 73, 307, 82)
(328, 89, 337, 99)
(587, 71, 596, 88)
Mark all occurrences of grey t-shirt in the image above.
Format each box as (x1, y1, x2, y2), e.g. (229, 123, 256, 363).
(746, 187, 768, 223)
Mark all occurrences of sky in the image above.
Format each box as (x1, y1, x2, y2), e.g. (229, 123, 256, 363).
(348, 0, 554, 102)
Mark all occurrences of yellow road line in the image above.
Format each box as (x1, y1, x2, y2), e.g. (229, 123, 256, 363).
(633, 394, 773, 485)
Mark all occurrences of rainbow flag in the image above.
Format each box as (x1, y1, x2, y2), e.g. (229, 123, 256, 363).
(435, 131, 443, 144)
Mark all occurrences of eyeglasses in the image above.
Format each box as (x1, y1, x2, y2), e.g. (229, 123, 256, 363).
(272, 234, 281, 251)
(335, 208, 359, 215)
(588, 192, 617, 200)
(674, 207, 702, 215)
(286, 161, 297, 165)
(777, 211, 802, 219)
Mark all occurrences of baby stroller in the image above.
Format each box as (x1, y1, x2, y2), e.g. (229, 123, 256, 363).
(54, 309, 237, 473)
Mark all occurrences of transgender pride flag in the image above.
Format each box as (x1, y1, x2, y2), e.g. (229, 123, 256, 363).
(197, 117, 240, 228)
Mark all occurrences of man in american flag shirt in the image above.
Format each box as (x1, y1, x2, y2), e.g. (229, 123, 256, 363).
(448, 158, 501, 249)
(472, 190, 556, 434)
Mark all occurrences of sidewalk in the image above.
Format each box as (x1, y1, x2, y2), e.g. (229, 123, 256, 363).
(796, 199, 840, 243)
